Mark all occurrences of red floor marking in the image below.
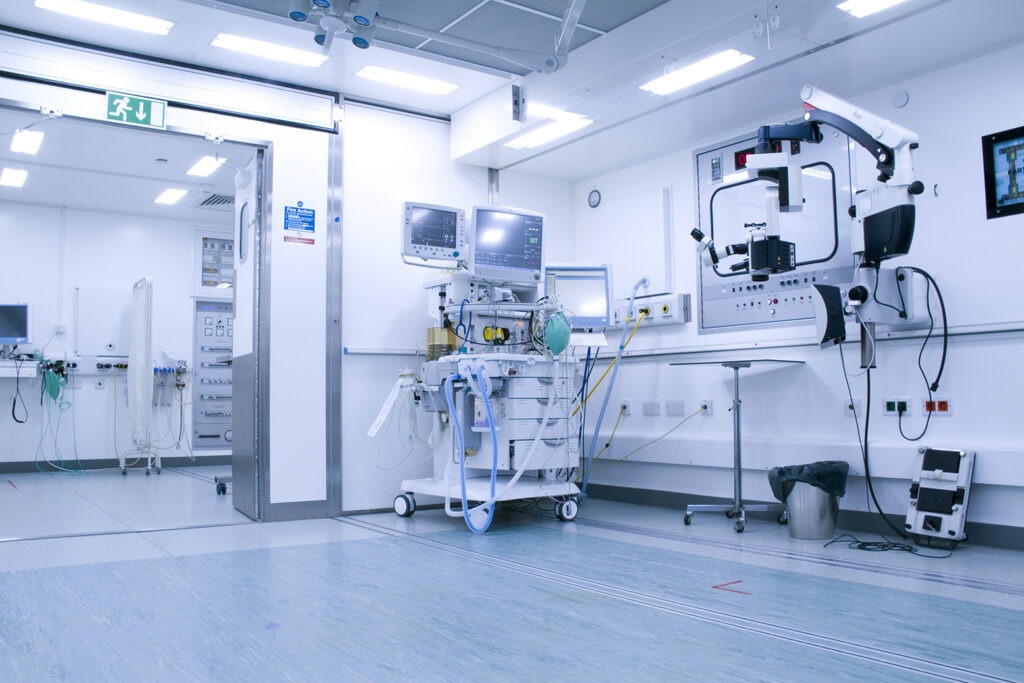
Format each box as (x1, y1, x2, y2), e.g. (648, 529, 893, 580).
(712, 580, 751, 595)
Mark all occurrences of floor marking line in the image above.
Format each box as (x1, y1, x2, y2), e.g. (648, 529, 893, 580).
(712, 580, 751, 594)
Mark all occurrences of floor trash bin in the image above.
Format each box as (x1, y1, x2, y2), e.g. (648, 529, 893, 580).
(768, 461, 850, 540)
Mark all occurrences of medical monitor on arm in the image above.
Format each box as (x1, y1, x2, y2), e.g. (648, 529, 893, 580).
(544, 265, 611, 329)
(470, 206, 544, 286)
(401, 202, 467, 266)
(0, 304, 29, 345)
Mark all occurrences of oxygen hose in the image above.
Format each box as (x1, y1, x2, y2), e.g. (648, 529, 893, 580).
(580, 276, 649, 497)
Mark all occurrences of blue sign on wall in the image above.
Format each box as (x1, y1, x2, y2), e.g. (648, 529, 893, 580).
(284, 205, 315, 233)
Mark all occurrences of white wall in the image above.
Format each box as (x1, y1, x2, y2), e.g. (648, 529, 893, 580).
(0, 201, 230, 465)
(571, 42, 1024, 528)
(340, 104, 574, 511)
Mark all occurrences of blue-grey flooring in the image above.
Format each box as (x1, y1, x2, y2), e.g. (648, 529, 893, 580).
(1, 468, 1022, 681)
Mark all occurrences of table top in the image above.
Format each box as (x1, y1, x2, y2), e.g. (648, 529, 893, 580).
(669, 359, 804, 369)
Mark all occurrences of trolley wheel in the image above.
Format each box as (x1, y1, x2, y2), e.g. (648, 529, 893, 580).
(156, 468, 161, 475)
(145, 469, 151, 476)
(734, 520, 745, 533)
(777, 511, 788, 525)
(121, 468, 127, 476)
(216, 482, 228, 495)
(683, 512, 693, 525)
(394, 494, 415, 518)
(555, 499, 579, 522)
(725, 509, 736, 519)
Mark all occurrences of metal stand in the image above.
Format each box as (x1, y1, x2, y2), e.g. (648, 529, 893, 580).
(673, 360, 802, 532)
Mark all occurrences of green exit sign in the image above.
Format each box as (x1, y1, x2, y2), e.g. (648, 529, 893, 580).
(105, 92, 167, 129)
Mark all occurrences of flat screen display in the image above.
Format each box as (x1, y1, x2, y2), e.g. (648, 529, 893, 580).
(402, 202, 466, 262)
(0, 304, 29, 344)
(471, 206, 544, 285)
(544, 265, 611, 328)
(982, 125, 1024, 219)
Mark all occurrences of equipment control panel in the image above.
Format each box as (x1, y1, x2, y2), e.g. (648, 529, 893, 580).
(193, 300, 233, 449)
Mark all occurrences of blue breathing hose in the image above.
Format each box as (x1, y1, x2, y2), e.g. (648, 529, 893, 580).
(444, 369, 499, 533)
(580, 277, 649, 497)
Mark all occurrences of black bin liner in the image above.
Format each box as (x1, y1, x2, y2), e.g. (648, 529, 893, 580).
(769, 461, 850, 503)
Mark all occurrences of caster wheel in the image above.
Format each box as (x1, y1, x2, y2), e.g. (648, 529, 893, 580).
(683, 512, 693, 526)
(216, 482, 227, 495)
(555, 499, 578, 522)
(734, 520, 745, 533)
(777, 511, 788, 525)
(156, 468, 161, 475)
(121, 469, 127, 476)
(394, 494, 415, 518)
(145, 469, 151, 476)
(725, 509, 736, 519)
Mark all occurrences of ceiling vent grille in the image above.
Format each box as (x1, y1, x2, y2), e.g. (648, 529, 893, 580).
(196, 193, 234, 210)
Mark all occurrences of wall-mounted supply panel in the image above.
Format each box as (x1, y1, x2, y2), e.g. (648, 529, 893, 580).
(694, 129, 857, 332)
(193, 299, 233, 450)
(195, 232, 234, 295)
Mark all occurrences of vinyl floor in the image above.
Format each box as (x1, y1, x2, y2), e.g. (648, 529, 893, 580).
(1, 466, 1022, 681)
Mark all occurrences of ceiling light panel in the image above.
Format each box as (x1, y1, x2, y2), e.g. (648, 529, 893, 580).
(836, 0, 911, 18)
(34, 0, 174, 35)
(639, 49, 755, 96)
(211, 33, 328, 67)
(10, 130, 44, 155)
(187, 156, 224, 177)
(154, 188, 188, 205)
(0, 169, 29, 188)
(354, 66, 458, 95)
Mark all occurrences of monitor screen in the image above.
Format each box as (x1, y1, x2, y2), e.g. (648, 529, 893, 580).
(982, 125, 1024, 219)
(544, 265, 611, 328)
(0, 304, 29, 345)
(402, 202, 466, 262)
(471, 206, 544, 285)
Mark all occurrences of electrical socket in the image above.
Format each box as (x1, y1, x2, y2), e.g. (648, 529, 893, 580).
(923, 397, 953, 416)
(642, 399, 662, 417)
(844, 398, 862, 417)
(883, 397, 912, 416)
(53, 323, 66, 336)
(700, 399, 713, 416)
(619, 399, 632, 416)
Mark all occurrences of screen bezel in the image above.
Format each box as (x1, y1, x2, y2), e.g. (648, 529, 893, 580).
(0, 303, 30, 345)
(544, 264, 611, 329)
(469, 205, 545, 286)
(401, 201, 466, 262)
(982, 125, 1024, 220)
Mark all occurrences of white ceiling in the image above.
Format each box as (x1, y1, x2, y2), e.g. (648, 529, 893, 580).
(0, 105, 255, 224)
(0, 0, 1021, 220)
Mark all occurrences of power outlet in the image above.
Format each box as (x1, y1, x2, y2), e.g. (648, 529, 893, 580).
(700, 399, 713, 416)
(619, 399, 632, 416)
(844, 398, 862, 417)
(923, 397, 953, 416)
(883, 397, 912, 416)
(642, 399, 661, 417)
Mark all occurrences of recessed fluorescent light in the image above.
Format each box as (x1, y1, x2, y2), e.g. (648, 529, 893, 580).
(836, 0, 910, 18)
(0, 169, 29, 188)
(354, 65, 457, 95)
(504, 117, 594, 150)
(34, 0, 173, 35)
(640, 49, 755, 96)
(154, 188, 188, 205)
(211, 33, 328, 67)
(187, 156, 224, 178)
(10, 130, 44, 155)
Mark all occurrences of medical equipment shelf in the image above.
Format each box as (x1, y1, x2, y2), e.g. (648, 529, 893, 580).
(671, 359, 802, 532)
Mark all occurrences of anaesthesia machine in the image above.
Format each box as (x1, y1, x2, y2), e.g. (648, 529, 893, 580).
(372, 203, 584, 532)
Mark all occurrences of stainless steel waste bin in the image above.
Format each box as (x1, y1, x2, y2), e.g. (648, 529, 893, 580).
(786, 481, 838, 539)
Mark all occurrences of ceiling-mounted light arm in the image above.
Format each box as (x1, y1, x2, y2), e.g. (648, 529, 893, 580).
(554, 0, 587, 62)
(373, 16, 563, 73)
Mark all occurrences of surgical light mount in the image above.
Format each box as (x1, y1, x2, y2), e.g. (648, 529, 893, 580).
(285, 0, 587, 72)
